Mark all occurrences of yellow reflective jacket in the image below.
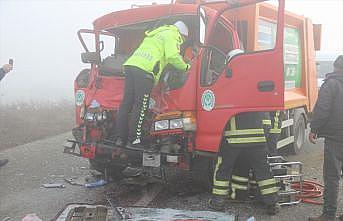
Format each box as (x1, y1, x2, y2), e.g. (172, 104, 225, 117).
(123, 25, 189, 84)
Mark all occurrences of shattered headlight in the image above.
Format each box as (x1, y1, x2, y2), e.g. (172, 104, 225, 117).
(85, 111, 107, 122)
(154, 120, 169, 131)
(85, 112, 95, 121)
(153, 111, 196, 132)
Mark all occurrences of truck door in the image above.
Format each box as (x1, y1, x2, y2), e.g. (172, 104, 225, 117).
(196, 0, 285, 152)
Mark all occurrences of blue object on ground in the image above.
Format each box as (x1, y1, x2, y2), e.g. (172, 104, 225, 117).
(85, 179, 107, 188)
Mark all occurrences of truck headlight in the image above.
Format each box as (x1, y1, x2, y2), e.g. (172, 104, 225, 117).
(155, 120, 169, 131)
(85, 112, 95, 121)
(170, 119, 183, 129)
(153, 111, 196, 132)
(95, 112, 103, 121)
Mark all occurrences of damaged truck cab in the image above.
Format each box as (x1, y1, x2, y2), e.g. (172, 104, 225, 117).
(65, 0, 319, 186)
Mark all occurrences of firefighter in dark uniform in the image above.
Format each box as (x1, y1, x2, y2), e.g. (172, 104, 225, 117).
(229, 111, 282, 202)
(114, 21, 191, 149)
(209, 112, 279, 215)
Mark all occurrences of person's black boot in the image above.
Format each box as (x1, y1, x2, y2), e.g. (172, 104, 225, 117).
(208, 195, 226, 211)
(0, 159, 9, 167)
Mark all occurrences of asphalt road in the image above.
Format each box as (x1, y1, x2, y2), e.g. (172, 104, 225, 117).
(0, 132, 342, 221)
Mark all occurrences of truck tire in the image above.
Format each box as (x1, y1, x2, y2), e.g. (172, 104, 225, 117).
(289, 114, 306, 155)
(89, 159, 125, 179)
(191, 156, 215, 191)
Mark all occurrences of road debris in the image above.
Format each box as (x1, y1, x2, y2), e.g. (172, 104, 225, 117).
(53, 204, 236, 221)
(64, 177, 86, 186)
(21, 214, 42, 221)
(116, 207, 133, 219)
(42, 183, 66, 188)
(85, 179, 107, 188)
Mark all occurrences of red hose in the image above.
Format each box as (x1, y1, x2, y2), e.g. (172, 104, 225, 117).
(291, 180, 324, 205)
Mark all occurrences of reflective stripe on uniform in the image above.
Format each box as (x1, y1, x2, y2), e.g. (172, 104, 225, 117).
(231, 183, 248, 190)
(213, 157, 222, 184)
(270, 128, 282, 134)
(214, 180, 229, 187)
(258, 178, 277, 187)
(232, 175, 249, 183)
(274, 111, 280, 129)
(212, 157, 229, 191)
(225, 129, 264, 136)
(262, 119, 272, 125)
(212, 188, 229, 196)
(227, 136, 266, 144)
(271, 111, 281, 134)
(260, 186, 280, 195)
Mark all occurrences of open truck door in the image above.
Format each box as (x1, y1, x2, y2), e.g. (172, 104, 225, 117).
(196, 0, 285, 152)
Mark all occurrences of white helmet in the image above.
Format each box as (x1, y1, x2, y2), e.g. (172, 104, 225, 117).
(173, 21, 189, 37)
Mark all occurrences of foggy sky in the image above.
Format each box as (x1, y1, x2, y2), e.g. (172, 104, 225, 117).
(0, 0, 342, 104)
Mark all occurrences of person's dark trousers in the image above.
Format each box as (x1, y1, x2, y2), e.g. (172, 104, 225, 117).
(322, 138, 343, 218)
(115, 66, 154, 144)
(231, 153, 250, 200)
(267, 133, 280, 156)
(215, 144, 278, 206)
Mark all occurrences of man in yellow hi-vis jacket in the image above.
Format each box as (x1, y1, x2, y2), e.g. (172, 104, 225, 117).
(209, 112, 279, 215)
(115, 21, 191, 149)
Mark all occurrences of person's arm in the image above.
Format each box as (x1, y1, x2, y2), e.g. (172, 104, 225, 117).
(0, 64, 13, 82)
(0, 68, 5, 82)
(309, 79, 335, 140)
(164, 32, 190, 72)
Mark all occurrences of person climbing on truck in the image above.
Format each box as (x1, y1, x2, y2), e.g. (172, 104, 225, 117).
(114, 21, 191, 150)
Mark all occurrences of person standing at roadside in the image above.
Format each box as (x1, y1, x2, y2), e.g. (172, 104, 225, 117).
(308, 55, 343, 221)
(0, 61, 13, 167)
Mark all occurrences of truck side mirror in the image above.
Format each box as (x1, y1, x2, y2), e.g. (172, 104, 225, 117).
(81, 52, 101, 64)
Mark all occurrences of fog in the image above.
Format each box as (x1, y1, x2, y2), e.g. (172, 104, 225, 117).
(0, 0, 342, 104)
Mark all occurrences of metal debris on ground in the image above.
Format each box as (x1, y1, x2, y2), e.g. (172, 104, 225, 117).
(64, 177, 86, 186)
(53, 204, 111, 221)
(115, 207, 133, 219)
(115, 207, 236, 221)
(42, 183, 66, 188)
(53, 204, 236, 221)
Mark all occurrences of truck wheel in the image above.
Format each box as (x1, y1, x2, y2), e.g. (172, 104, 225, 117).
(191, 156, 215, 191)
(89, 159, 125, 179)
(289, 114, 306, 155)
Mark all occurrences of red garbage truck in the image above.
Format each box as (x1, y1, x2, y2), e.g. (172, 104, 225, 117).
(65, 0, 320, 186)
